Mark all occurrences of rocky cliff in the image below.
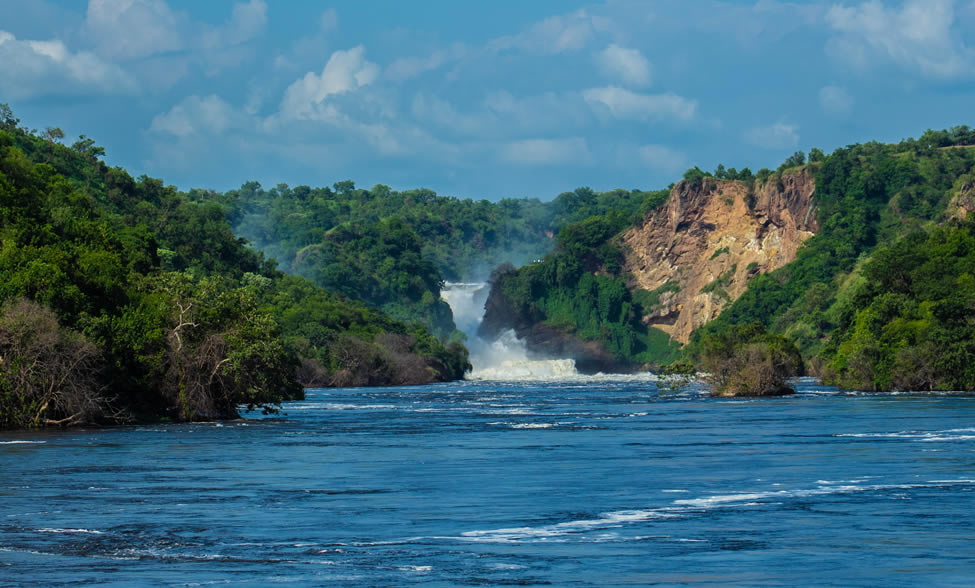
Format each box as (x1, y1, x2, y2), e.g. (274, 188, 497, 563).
(623, 168, 818, 343)
(949, 178, 975, 219)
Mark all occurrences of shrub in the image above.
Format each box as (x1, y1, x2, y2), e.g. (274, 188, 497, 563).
(0, 299, 109, 428)
(696, 323, 801, 396)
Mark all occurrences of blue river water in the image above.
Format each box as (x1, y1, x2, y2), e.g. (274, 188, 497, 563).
(2, 377, 975, 586)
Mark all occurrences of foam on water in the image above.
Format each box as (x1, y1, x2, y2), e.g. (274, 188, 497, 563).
(452, 478, 975, 544)
(836, 427, 975, 442)
(442, 282, 669, 383)
(442, 282, 584, 380)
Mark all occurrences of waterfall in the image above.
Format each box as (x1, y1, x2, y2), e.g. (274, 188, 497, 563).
(441, 282, 579, 380)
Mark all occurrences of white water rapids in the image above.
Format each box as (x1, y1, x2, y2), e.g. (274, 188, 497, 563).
(440, 282, 581, 380)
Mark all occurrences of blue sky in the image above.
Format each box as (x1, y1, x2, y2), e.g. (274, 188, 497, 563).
(2, 0, 974, 200)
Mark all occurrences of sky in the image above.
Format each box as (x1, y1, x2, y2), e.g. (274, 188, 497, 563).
(2, 0, 975, 201)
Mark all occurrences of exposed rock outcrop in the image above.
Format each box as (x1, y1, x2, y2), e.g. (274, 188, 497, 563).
(948, 180, 975, 220)
(623, 169, 818, 344)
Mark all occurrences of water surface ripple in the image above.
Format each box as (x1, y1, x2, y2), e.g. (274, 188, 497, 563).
(2, 378, 975, 586)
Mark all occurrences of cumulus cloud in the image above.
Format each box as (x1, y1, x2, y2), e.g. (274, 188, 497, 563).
(582, 86, 696, 122)
(596, 44, 651, 86)
(85, 0, 267, 79)
(85, 0, 184, 60)
(0, 30, 137, 99)
(819, 85, 854, 116)
(279, 46, 380, 120)
(638, 144, 687, 173)
(744, 122, 799, 150)
(150, 94, 250, 137)
(826, 0, 975, 78)
(500, 137, 591, 166)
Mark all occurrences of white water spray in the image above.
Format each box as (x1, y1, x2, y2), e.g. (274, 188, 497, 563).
(441, 282, 580, 380)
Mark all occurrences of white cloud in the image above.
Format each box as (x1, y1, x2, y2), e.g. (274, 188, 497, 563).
(150, 94, 249, 137)
(596, 44, 651, 86)
(490, 9, 606, 55)
(202, 0, 266, 49)
(0, 30, 137, 99)
(86, 0, 184, 60)
(819, 85, 854, 116)
(744, 122, 799, 150)
(500, 138, 590, 166)
(279, 46, 380, 120)
(483, 90, 590, 130)
(386, 44, 466, 82)
(638, 144, 687, 173)
(411, 93, 487, 136)
(85, 0, 267, 78)
(582, 86, 696, 122)
(826, 0, 975, 78)
(411, 90, 592, 140)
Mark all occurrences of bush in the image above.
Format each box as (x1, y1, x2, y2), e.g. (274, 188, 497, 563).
(696, 323, 801, 396)
(0, 299, 110, 428)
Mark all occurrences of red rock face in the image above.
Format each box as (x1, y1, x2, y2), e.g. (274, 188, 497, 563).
(623, 168, 818, 343)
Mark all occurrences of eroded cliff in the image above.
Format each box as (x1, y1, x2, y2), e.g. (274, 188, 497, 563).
(623, 168, 818, 343)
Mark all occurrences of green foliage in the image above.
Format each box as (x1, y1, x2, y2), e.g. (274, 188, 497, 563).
(225, 181, 557, 282)
(821, 218, 975, 391)
(694, 323, 802, 396)
(632, 281, 680, 311)
(221, 181, 666, 340)
(658, 359, 697, 394)
(697, 128, 975, 391)
(492, 192, 680, 368)
(0, 109, 471, 428)
(710, 247, 731, 260)
(779, 151, 806, 171)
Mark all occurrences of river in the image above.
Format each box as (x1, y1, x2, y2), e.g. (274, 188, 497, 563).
(2, 378, 975, 586)
(2, 285, 974, 585)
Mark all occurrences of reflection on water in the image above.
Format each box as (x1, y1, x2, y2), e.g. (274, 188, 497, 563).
(2, 379, 975, 585)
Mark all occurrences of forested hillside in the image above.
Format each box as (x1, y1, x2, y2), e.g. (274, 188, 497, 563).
(218, 180, 664, 339)
(0, 106, 469, 429)
(479, 195, 680, 372)
(695, 127, 975, 390)
(482, 126, 975, 390)
(4, 97, 972, 431)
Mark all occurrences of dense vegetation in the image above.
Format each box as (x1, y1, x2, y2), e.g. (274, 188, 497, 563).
(4, 95, 972, 430)
(821, 217, 975, 391)
(488, 199, 681, 369)
(219, 181, 667, 340)
(692, 323, 802, 396)
(481, 126, 975, 391)
(0, 106, 468, 429)
(692, 128, 975, 390)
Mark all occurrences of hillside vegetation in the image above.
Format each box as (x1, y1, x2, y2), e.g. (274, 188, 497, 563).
(694, 128, 975, 390)
(0, 106, 468, 429)
(221, 183, 667, 339)
(482, 125, 975, 391)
